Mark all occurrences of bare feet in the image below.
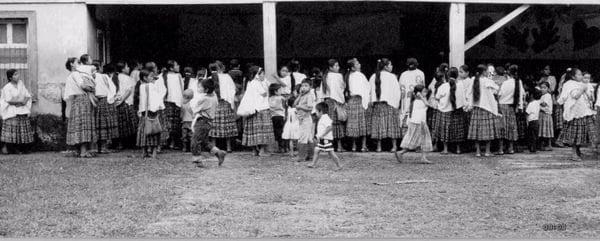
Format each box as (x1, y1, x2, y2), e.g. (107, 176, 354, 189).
(395, 152, 403, 163)
(216, 150, 226, 166)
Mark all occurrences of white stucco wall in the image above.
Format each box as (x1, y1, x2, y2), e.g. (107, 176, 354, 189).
(0, 3, 92, 116)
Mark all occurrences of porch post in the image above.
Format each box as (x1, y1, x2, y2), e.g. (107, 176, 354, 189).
(449, 2, 465, 67)
(262, 1, 277, 77)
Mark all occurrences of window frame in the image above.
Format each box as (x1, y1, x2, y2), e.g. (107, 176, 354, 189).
(0, 12, 37, 101)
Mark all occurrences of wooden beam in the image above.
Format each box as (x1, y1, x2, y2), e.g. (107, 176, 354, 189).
(262, 1, 277, 77)
(449, 3, 465, 67)
(465, 4, 530, 51)
(76, 0, 600, 5)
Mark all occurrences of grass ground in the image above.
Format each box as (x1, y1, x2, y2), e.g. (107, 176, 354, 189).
(0, 148, 599, 238)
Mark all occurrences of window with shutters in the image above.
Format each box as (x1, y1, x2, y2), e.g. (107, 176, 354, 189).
(0, 15, 35, 100)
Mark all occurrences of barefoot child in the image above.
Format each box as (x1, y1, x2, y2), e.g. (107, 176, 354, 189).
(294, 79, 316, 162)
(308, 102, 342, 170)
(269, 83, 286, 153)
(395, 85, 433, 164)
(136, 70, 163, 158)
(526, 89, 542, 153)
(191, 78, 226, 167)
(538, 82, 554, 151)
(282, 96, 299, 156)
(181, 89, 195, 152)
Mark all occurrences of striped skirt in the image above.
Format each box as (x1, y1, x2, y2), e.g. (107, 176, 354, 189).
(95, 97, 119, 141)
(345, 96, 369, 137)
(116, 103, 138, 138)
(158, 109, 169, 146)
(553, 104, 564, 130)
(434, 111, 452, 142)
(516, 111, 528, 140)
(468, 107, 503, 141)
(136, 111, 161, 147)
(163, 102, 182, 138)
(557, 115, 598, 146)
(498, 104, 518, 141)
(538, 112, 554, 138)
(242, 109, 274, 146)
(369, 102, 402, 139)
(66, 95, 97, 145)
(449, 109, 467, 142)
(427, 108, 440, 141)
(209, 100, 238, 138)
(1, 115, 34, 144)
(324, 98, 346, 139)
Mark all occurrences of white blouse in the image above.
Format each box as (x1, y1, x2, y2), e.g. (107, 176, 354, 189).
(63, 71, 86, 100)
(540, 93, 553, 114)
(596, 86, 600, 108)
(322, 72, 345, 104)
(348, 71, 370, 109)
(399, 69, 425, 115)
(409, 99, 428, 124)
(467, 77, 500, 116)
(454, 79, 466, 109)
(118, 73, 136, 106)
(435, 82, 452, 112)
(217, 73, 237, 108)
(369, 71, 401, 109)
(163, 72, 184, 107)
(138, 82, 165, 113)
(246, 79, 270, 111)
(0, 81, 31, 120)
(498, 78, 525, 109)
(95, 74, 117, 104)
(557, 80, 596, 121)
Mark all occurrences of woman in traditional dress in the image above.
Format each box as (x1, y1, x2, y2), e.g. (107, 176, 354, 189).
(321, 59, 346, 152)
(345, 58, 370, 152)
(496, 64, 525, 154)
(242, 66, 274, 156)
(94, 63, 119, 153)
(369, 58, 402, 152)
(0, 69, 34, 154)
(399, 58, 425, 134)
(159, 60, 184, 149)
(467, 64, 502, 157)
(208, 61, 238, 152)
(64, 57, 97, 158)
(557, 68, 598, 161)
(113, 61, 137, 149)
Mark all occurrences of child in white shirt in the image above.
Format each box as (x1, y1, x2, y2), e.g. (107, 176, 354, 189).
(395, 85, 433, 164)
(307, 102, 341, 170)
(526, 90, 542, 153)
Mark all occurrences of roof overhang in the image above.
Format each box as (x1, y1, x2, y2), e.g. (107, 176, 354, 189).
(1, 0, 600, 4)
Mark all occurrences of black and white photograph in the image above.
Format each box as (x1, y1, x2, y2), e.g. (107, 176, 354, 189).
(0, 0, 599, 238)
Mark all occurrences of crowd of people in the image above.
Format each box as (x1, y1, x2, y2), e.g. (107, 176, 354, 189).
(1, 54, 599, 168)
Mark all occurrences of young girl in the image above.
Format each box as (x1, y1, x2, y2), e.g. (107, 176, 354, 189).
(345, 58, 370, 152)
(160, 60, 184, 150)
(242, 66, 274, 156)
(369, 58, 402, 152)
(269, 83, 286, 153)
(191, 77, 227, 167)
(321, 59, 347, 152)
(0, 69, 34, 154)
(427, 63, 448, 150)
(539, 81, 554, 151)
(183, 66, 196, 90)
(208, 61, 238, 152)
(271, 65, 293, 97)
(557, 68, 598, 161)
(282, 96, 299, 156)
(94, 63, 119, 153)
(308, 102, 342, 170)
(497, 64, 525, 154)
(113, 61, 137, 150)
(434, 69, 457, 154)
(395, 85, 433, 164)
(289, 59, 307, 97)
(295, 80, 316, 162)
(467, 64, 502, 157)
(136, 69, 163, 158)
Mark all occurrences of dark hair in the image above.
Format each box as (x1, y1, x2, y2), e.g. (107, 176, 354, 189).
(322, 59, 338, 95)
(301, 78, 312, 87)
(531, 89, 543, 101)
(102, 63, 114, 75)
(269, 83, 282, 96)
(6, 69, 17, 82)
(564, 68, 580, 82)
(459, 65, 470, 78)
(92, 61, 101, 72)
(139, 69, 151, 83)
(448, 67, 459, 110)
(162, 60, 177, 91)
(65, 57, 78, 71)
(183, 66, 194, 89)
(289, 59, 301, 93)
(495, 66, 506, 76)
(406, 58, 418, 70)
(472, 64, 487, 103)
(433, 70, 446, 97)
(230, 59, 240, 69)
(201, 77, 216, 94)
(309, 67, 322, 89)
(507, 65, 522, 109)
(144, 62, 157, 73)
(209, 62, 221, 99)
(245, 66, 264, 91)
(134, 69, 153, 109)
(540, 81, 550, 89)
(409, 84, 426, 118)
(344, 58, 359, 98)
(112, 61, 127, 92)
(79, 54, 91, 65)
(287, 96, 296, 107)
(438, 63, 449, 74)
(375, 58, 392, 100)
(315, 102, 329, 114)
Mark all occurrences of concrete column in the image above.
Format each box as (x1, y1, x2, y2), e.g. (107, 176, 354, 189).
(449, 3, 465, 67)
(262, 1, 277, 77)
